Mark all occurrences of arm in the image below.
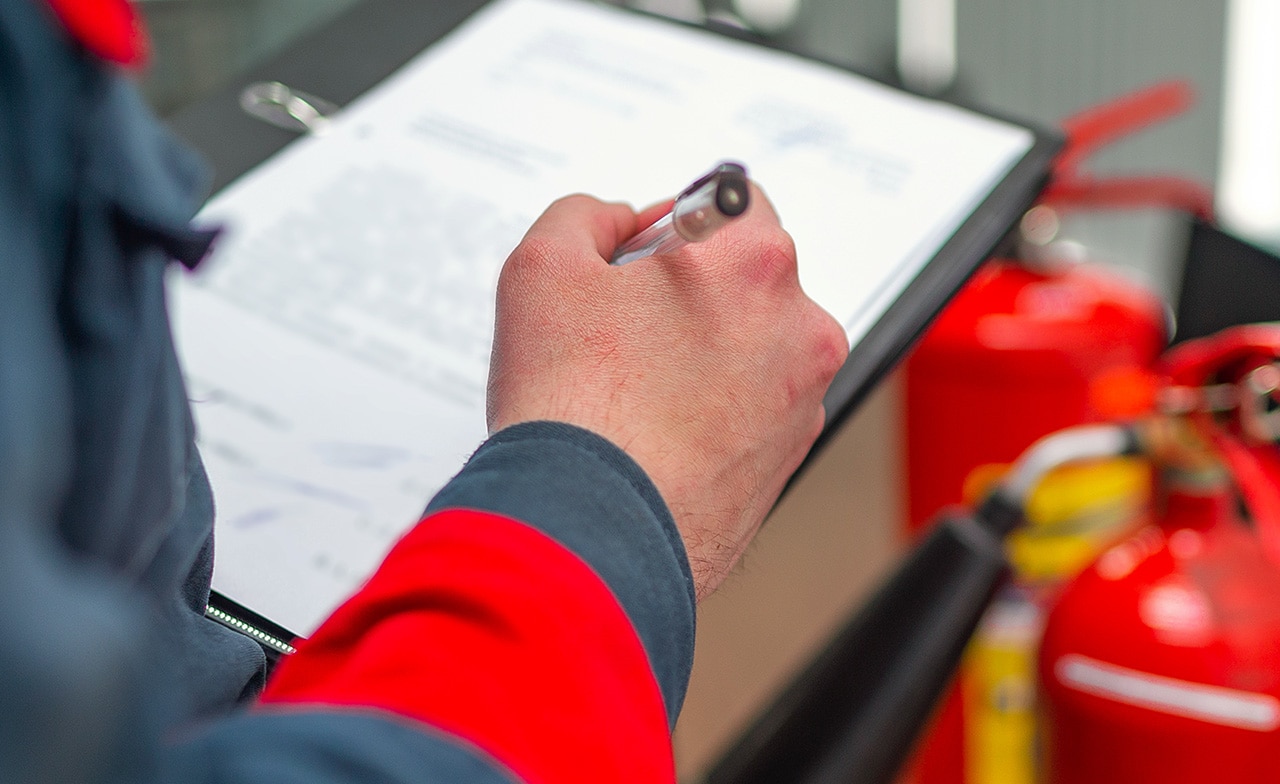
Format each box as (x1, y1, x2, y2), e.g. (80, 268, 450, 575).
(195, 193, 847, 782)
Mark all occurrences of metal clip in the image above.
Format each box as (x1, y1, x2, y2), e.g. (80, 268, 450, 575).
(1240, 363, 1280, 444)
(1156, 383, 1238, 416)
(1156, 363, 1280, 445)
(239, 81, 338, 134)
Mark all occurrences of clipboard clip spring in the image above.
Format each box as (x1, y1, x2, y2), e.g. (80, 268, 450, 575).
(240, 81, 339, 134)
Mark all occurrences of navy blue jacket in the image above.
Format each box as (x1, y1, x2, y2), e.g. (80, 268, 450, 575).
(0, 2, 695, 781)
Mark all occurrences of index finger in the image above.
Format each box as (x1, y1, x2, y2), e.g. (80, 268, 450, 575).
(686, 180, 784, 258)
(671, 180, 796, 287)
(680, 180, 787, 256)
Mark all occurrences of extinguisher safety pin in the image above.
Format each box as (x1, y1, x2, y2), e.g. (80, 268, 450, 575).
(1157, 383, 1239, 416)
(1241, 364, 1280, 444)
(1156, 365, 1280, 444)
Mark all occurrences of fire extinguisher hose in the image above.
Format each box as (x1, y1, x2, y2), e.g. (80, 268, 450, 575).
(706, 424, 1141, 784)
(985, 424, 1142, 531)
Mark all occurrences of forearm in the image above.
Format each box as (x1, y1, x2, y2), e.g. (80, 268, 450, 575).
(213, 422, 695, 783)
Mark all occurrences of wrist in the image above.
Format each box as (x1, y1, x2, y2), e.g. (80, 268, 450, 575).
(426, 420, 698, 725)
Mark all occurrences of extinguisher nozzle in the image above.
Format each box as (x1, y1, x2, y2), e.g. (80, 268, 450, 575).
(1121, 425, 1143, 456)
(975, 491, 1025, 537)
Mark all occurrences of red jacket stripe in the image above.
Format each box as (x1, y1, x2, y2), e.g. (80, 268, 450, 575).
(259, 509, 676, 783)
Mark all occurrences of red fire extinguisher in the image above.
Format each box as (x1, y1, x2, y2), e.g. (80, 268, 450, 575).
(906, 79, 1214, 537)
(1038, 326, 1280, 782)
(903, 81, 1213, 784)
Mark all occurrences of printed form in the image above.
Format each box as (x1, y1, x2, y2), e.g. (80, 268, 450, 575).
(170, 0, 1036, 635)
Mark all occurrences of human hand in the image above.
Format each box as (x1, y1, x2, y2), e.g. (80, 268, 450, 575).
(487, 184, 848, 601)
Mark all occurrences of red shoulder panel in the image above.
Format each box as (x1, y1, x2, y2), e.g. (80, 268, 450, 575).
(44, 0, 148, 67)
(260, 509, 676, 783)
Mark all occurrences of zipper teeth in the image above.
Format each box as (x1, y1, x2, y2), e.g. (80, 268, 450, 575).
(204, 605, 297, 655)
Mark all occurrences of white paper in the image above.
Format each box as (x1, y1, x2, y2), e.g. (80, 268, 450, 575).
(170, 0, 1035, 635)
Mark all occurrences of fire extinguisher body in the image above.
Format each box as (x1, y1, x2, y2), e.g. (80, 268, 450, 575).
(1039, 488, 1280, 783)
(903, 258, 1167, 783)
(905, 258, 1167, 533)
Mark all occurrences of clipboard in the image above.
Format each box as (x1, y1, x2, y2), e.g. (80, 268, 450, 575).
(166, 0, 1062, 650)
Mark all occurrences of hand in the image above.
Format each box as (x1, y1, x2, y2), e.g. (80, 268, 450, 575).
(487, 184, 848, 601)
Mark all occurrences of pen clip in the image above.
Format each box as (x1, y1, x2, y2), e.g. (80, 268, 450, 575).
(240, 81, 340, 134)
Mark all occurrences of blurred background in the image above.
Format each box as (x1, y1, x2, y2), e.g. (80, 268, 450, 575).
(136, 0, 1280, 781)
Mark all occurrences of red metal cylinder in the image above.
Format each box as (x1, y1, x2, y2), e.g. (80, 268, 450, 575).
(1038, 485, 1280, 782)
(902, 256, 1168, 783)
(906, 257, 1167, 534)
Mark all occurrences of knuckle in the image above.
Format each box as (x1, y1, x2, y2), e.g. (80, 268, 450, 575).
(752, 230, 798, 285)
(807, 405, 826, 442)
(809, 309, 849, 380)
(506, 234, 560, 278)
(552, 192, 595, 212)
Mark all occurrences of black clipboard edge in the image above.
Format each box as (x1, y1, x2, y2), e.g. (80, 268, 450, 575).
(806, 129, 1062, 470)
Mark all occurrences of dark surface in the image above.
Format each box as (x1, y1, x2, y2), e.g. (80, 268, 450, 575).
(705, 512, 1010, 784)
(1174, 217, 1280, 344)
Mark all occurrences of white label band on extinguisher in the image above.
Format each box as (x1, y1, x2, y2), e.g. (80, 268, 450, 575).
(1056, 654, 1280, 731)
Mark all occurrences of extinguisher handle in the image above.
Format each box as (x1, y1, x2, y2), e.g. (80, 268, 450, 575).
(705, 511, 1011, 784)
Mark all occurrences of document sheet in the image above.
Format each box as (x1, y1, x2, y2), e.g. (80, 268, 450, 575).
(170, 0, 1036, 635)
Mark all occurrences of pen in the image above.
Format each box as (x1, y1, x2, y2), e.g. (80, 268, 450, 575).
(610, 161, 750, 266)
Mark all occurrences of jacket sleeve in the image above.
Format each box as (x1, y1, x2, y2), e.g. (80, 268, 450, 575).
(188, 422, 698, 784)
